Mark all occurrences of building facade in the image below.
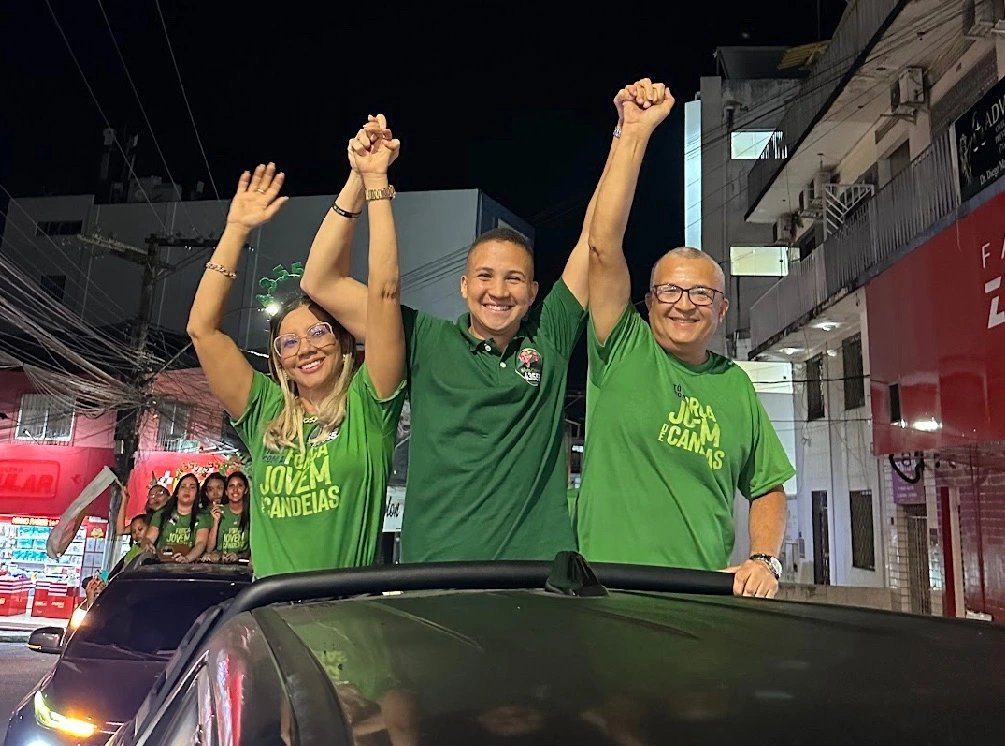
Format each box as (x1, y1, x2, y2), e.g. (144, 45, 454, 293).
(0, 188, 533, 353)
(743, 0, 1005, 617)
(687, 46, 812, 578)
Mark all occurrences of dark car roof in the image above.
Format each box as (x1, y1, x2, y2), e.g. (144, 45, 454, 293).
(272, 588, 1005, 742)
(119, 562, 253, 582)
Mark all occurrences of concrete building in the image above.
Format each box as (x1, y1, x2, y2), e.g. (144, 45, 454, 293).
(743, 0, 1005, 617)
(686, 46, 816, 579)
(0, 188, 533, 354)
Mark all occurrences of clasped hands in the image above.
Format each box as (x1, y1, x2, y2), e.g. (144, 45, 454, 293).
(348, 113, 400, 179)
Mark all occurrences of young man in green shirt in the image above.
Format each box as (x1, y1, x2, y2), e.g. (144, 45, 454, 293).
(580, 79, 795, 598)
(301, 90, 644, 562)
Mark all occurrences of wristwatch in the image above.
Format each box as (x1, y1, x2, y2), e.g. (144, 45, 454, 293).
(750, 553, 782, 580)
(365, 185, 396, 202)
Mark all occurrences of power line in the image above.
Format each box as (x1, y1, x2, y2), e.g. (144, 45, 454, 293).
(42, 0, 168, 235)
(94, 0, 203, 235)
(153, 0, 222, 204)
(539, 8, 957, 236)
(679, 3, 960, 235)
(0, 190, 128, 323)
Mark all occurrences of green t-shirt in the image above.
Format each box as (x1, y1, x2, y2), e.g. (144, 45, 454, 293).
(121, 543, 144, 566)
(150, 509, 212, 549)
(399, 279, 585, 562)
(215, 506, 249, 553)
(577, 304, 796, 571)
(232, 365, 405, 578)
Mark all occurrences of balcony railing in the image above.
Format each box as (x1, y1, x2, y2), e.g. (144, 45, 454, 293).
(746, 0, 907, 216)
(750, 249, 829, 352)
(749, 130, 960, 354)
(826, 131, 957, 296)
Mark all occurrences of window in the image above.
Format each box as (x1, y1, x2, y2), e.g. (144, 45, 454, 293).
(806, 355, 825, 421)
(889, 383, 902, 423)
(888, 140, 911, 179)
(798, 229, 818, 261)
(16, 394, 74, 441)
(849, 490, 876, 571)
(729, 246, 789, 277)
(157, 401, 192, 449)
(65, 580, 244, 659)
(39, 274, 66, 303)
(730, 130, 779, 159)
(842, 333, 865, 410)
(35, 220, 82, 237)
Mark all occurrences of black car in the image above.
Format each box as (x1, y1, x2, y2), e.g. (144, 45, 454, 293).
(6, 561, 252, 746)
(104, 553, 1005, 745)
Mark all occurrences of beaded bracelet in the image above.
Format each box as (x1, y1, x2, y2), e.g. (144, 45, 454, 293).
(205, 262, 237, 279)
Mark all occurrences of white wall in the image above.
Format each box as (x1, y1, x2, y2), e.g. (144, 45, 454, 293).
(730, 360, 799, 568)
(790, 291, 885, 587)
(698, 76, 803, 352)
(1, 189, 483, 351)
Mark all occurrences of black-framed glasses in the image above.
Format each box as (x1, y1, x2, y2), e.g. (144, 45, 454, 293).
(649, 284, 722, 306)
(273, 322, 336, 357)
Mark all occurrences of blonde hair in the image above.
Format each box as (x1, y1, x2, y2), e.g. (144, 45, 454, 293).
(263, 298, 356, 453)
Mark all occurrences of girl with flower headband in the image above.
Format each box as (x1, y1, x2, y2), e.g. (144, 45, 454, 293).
(185, 118, 406, 578)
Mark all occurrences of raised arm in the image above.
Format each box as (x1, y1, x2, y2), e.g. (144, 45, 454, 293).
(561, 82, 646, 307)
(300, 120, 386, 342)
(186, 164, 289, 418)
(352, 115, 405, 398)
(588, 80, 674, 344)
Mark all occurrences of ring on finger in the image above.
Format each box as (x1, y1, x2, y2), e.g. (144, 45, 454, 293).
(256, 188, 266, 193)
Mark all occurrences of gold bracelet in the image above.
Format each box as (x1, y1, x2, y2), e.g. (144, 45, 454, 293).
(365, 185, 396, 202)
(205, 262, 237, 279)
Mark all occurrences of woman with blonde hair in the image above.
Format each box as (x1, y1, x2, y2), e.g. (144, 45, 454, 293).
(185, 120, 406, 578)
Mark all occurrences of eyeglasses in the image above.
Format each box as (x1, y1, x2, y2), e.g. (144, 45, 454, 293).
(273, 322, 336, 357)
(649, 284, 722, 306)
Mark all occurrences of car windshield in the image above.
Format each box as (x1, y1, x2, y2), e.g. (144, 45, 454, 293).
(64, 577, 244, 661)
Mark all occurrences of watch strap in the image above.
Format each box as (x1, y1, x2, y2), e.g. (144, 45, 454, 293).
(750, 553, 781, 579)
(365, 185, 396, 202)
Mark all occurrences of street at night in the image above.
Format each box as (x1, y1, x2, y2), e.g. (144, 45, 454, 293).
(4, 0, 1005, 742)
(0, 643, 52, 744)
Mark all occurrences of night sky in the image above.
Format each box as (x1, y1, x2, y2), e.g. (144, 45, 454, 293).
(1, 1, 846, 398)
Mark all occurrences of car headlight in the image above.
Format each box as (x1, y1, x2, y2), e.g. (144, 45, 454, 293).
(68, 606, 87, 632)
(33, 691, 97, 738)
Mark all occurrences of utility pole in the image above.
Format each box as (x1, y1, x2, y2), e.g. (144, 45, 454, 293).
(88, 231, 217, 569)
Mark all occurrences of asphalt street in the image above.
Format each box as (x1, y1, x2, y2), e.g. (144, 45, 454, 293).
(0, 642, 53, 745)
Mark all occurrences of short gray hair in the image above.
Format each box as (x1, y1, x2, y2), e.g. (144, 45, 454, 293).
(649, 247, 725, 290)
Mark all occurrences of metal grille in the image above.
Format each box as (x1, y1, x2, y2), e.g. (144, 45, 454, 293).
(905, 505, 932, 615)
(156, 400, 192, 449)
(16, 394, 73, 441)
(823, 184, 875, 237)
(850, 490, 876, 571)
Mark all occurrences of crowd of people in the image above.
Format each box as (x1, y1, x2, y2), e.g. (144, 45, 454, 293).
(112, 77, 795, 600)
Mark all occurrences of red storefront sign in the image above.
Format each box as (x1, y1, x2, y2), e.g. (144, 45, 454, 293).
(868, 188, 1005, 454)
(0, 445, 116, 517)
(0, 460, 59, 500)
